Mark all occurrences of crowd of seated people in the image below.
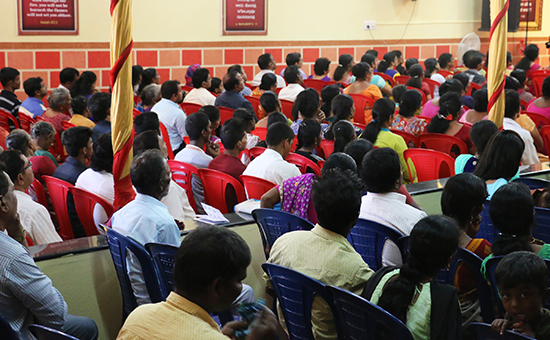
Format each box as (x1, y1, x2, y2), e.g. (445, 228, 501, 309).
(3, 45, 550, 340)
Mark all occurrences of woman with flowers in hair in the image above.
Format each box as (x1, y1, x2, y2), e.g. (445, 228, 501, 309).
(427, 91, 475, 154)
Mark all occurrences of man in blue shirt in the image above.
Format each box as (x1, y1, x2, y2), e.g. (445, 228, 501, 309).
(214, 71, 255, 113)
(20, 77, 48, 117)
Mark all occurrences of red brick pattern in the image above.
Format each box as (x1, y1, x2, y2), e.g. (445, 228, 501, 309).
(302, 48, 319, 63)
(88, 51, 110, 68)
(224, 49, 243, 65)
(264, 48, 282, 63)
(136, 50, 158, 67)
(36, 52, 60, 69)
(182, 50, 202, 66)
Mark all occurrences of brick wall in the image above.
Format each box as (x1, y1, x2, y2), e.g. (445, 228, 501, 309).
(1, 37, 548, 101)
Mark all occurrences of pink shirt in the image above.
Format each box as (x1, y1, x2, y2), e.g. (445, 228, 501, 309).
(527, 102, 550, 119)
(420, 100, 439, 118)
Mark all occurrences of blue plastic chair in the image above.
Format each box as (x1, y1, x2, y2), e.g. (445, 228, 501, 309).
(262, 263, 334, 340)
(0, 314, 18, 340)
(513, 177, 550, 190)
(477, 200, 498, 244)
(327, 285, 414, 340)
(533, 207, 550, 243)
(252, 209, 315, 259)
(347, 218, 406, 272)
(29, 324, 79, 340)
(469, 322, 536, 339)
(105, 227, 163, 320)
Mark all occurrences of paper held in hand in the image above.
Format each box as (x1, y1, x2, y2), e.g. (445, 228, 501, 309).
(194, 203, 230, 224)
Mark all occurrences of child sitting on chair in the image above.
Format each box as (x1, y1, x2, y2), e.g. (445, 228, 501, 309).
(491, 251, 550, 339)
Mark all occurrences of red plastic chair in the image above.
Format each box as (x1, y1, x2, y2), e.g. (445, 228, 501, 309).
(285, 153, 321, 176)
(418, 133, 468, 158)
(198, 168, 246, 214)
(466, 82, 481, 96)
(132, 108, 141, 120)
(167, 160, 199, 213)
(279, 99, 294, 120)
(253, 127, 267, 141)
(61, 121, 76, 130)
(0, 108, 20, 131)
(348, 94, 375, 125)
(531, 70, 550, 97)
(394, 75, 410, 85)
(390, 129, 419, 148)
(133, 95, 141, 106)
(159, 122, 175, 160)
(26, 178, 48, 209)
(19, 114, 36, 133)
(422, 78, 439, 97)
(180, 102, 202, 115)
(181, 85, 194, 93)
(320, 140, 335, 158)
(218, 107, 235, 125)
(244, 96, 262, 118)
(240, 175, 277, 200)
(303, 79, 330, 93)
(438, 70, 453, 78)
(404, 149, 455, 183)
(541, 126, 550, 155)
(352, 122, 366, 130)
(249, 146, 266, 159)
(317, 160, 325, 169)
(524, 111, 550, 129)
(416, 115, 432, 124)
(244, 83, 255, 90)
(69, 187, 114, 237)
(374, 72, 395, 87)
(42, 176, 73, 240)
(406, 87, 427, 105)
(49, 133, 66, 163)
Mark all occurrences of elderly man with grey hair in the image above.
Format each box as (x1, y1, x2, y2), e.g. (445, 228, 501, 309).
(137, 83, 161, 113)
(43, 87, 72, 134)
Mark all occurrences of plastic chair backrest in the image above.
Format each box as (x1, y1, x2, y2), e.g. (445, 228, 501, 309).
(531, 70, 550, 97)
(0, 314, 18, 340)
(394, 75, 410, 85)
(253, 127, 267, 141)
(418, 133, 468, 157)
(239, 175, 276, 200)
(0, 108, 20, 131)
(42, 176, 73, 240)
(252, 208, 315, 259)
(158, 122, 175, 160)
(68, 187, 114, 237)
(27, 178, 48, 209)
(29, 324, 79, 340)
(198, 168, 246, 214)
(244, 96, 261, 117)
(167, 160, 199, 213)
(218, 106, 235, 125)
(327, 285, 414, 340)
(437, 248, 495, 323)
(512, 177, 550, 190)
(438, 70, 452, 78)
(390, 129, 419, 148)
(303, 79, 330, 93)
(48, 132, 66, 163)
(468, 322, 536, 340)
(144, 242, 179, 299)
(416, 115, 432, 124)
(249, 146, 266, 159)
(404, 148, 455, 182)
(477, 200, 497, 243)
(320, 140, 335, 158)
(541, 126, 550, 154)
(524, 111, 550, 129)
(262, 263, 331, 340)
(407, 87, 427, 105)
(19, 114, 36, 133)
(534, 207, 550, 243)
(105, 227, 163, 319)
(348, 94, 375, 125)
(467, 82, 482, 96)
(285, 153, 321, 176)
(347, 218, 405, 271)
(132, 108, 141, 120)
(279, 99, 294, 120)
(180, 102, 202, 115)
(181, 85, 194, 92)
(374, 72, 396, 87)
(422, 78, 439, 97)
(61, 120, 76, 130)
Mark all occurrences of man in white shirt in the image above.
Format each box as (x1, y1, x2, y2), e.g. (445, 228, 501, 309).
(359, 148, 427, 267)
(278, 65, 305, 102)
(175, 112, 220, 168)
(0, 150, 62, 245)
(280, 52, 307, 81)
(182, 68, 216, 106)
(502, 90, 539, 165)
(151, 80, 187, 153)
(243, 122, 300, 184)
(251, 53, 286, 88)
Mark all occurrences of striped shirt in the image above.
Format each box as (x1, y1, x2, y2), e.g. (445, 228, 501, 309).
(0, 90, 21, 118)
(0, 231, 67, 339)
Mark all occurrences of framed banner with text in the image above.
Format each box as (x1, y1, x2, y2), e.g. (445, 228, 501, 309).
(519, 0, 543, 31)
(17, 0, 78, 35)
(222, 0, 267, 35)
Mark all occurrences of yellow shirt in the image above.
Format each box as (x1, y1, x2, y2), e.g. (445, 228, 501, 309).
(265, 225, 373, 340)
(116, 292, 229, 340)
(69, 114, 96, 129)
(375, 129, 417, 184)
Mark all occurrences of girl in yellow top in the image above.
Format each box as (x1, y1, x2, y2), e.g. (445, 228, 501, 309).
(344, 62, 383, 124)
(361, 98, 417, 184)
(69, 95, 96, 129)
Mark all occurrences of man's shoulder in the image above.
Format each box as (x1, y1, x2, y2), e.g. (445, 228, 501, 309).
(0, 233, 29, 261)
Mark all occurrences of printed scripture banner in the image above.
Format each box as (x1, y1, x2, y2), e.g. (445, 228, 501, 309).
(18, 0, 78, 35)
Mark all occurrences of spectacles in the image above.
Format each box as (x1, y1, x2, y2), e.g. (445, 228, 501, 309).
(22, 163, 32, 172)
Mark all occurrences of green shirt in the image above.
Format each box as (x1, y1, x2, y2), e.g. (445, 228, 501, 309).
(34, 150, 58, 167)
